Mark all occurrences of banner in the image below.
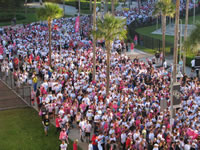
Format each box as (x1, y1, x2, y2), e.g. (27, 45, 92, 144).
(130, 43, 134, 51)
(0, 44, 3, 55)
(172, 82, 181, 106)
(75, 16, 80, 33)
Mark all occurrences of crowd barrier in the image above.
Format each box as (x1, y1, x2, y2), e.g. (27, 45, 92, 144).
(0, 66, 32, 107)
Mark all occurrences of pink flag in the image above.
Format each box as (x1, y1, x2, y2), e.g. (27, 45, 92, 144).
(0, 44, 3, 55)
(134, 35, 138, 41)
(75, 16, 80, 33)
(130, 43, 134, 51)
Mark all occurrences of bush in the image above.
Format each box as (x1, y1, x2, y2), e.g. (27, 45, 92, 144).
(0, 13, 26, 22)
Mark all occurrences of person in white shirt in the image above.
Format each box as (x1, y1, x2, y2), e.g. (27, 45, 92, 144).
(121, 131, 127, 150)
(191, 59, 195, 72)
(88, 142, 93, 150)
(60, 140, 67, 150)
(85, 121, 92, 143)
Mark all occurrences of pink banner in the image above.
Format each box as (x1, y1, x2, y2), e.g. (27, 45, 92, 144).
(0, 44, 3, 55)
(75, 16, 80, 33)
(131, 43, 134, 51)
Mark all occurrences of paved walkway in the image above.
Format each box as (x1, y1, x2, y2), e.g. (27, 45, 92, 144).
(125, 48, 195, 76)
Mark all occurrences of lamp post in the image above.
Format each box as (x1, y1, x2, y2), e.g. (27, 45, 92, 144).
(179, 19, 183, 70)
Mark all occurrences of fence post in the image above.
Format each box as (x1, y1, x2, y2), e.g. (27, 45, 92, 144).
(29, 87, 31, 106)
(23, 87, 25, 99)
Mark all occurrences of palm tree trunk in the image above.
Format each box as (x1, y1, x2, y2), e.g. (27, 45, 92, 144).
(48, 19, 52, 67)
(105, 41, 111, 96)
(105, 0, 108, 13)
(138, 0, 141, 14)
(183, 0, 190, 74)
(173, 0, 180, 82)
(63, 0, 65, 15)
(78, 0, 81, 14)
(161, 14, 166, 64)
(112, 0, 115, 15)
(92, 0, 97, 81)
(90, 0, 92, 12)
(25, 0, 27, 19)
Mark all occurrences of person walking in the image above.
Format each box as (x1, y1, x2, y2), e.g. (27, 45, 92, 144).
(73, 139, 78, 150)
(60, 140, 68, 150)
(42, 114, 50, 136)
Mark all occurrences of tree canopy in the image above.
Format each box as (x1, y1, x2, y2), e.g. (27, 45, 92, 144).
(94, 13, 127, 43)
(36, 2, 63, 21)
(153, 0, 175, 17)
(184, 23, 200, 54)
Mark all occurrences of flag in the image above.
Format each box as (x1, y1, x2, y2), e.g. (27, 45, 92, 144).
(0, 44, 3, 55)
(130, 43, 134, 51)
(75, 16, 80, 33)
(134, 35, 138, 41)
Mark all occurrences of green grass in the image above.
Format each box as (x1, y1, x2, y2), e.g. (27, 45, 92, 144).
(135, 15, 200, 44)
(0, 8, 37, 26)
(134, 15, 200, 66)
(0, 108, 77, 150)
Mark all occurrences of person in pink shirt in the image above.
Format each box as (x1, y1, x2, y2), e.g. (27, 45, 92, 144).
(55, 115, 62, 134)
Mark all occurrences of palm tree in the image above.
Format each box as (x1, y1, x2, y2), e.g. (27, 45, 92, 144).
(92, 0, 97, 81)
(184, 23, 200, 55)
(37, 3, 63, 67)
(153, 0, 175, 64)
(94, 13, 127, 96)
(183, 0, 190, 73)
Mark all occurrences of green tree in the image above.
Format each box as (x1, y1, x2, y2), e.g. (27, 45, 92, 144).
(94, 13, 127, 96)
(184, 23, 200, 55)
(36, 2, 63, 67)
(153, 0, 175, 64)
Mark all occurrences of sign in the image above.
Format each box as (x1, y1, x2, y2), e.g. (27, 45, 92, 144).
(75, 16, 80, 33)
(172, 82, 181, 106)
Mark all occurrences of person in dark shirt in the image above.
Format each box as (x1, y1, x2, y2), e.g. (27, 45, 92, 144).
(42, 115, 50, 136)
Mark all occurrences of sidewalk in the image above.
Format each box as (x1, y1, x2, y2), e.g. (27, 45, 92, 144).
(125, 48, 195, 76)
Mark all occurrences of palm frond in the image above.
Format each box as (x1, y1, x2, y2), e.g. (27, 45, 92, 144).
(184, 22, 200, 54)
(36, 2, 63, 21)
(153, 0, 175, 18)
(94, 13, 127, 43)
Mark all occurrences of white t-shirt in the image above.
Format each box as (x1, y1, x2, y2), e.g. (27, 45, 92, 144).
(191, 59, 195, 67)
(60, 143, 67, 150)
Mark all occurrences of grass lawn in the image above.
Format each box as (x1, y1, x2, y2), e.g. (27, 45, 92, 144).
(0, 108, 77, 150)
(134, 15, 199, 66)
(135, 15, 200, 44)
(0, 8, 37, 27)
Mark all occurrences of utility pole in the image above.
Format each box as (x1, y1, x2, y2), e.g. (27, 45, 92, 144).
(170, 0, 180, 132)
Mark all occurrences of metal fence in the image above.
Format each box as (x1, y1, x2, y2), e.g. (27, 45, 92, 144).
(0, 68, 32, 107)
(128, 6, 200, 54)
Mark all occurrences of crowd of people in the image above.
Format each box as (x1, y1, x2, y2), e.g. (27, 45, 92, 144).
(0, 13, 200, 150)
(115, 0, 200, 25)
